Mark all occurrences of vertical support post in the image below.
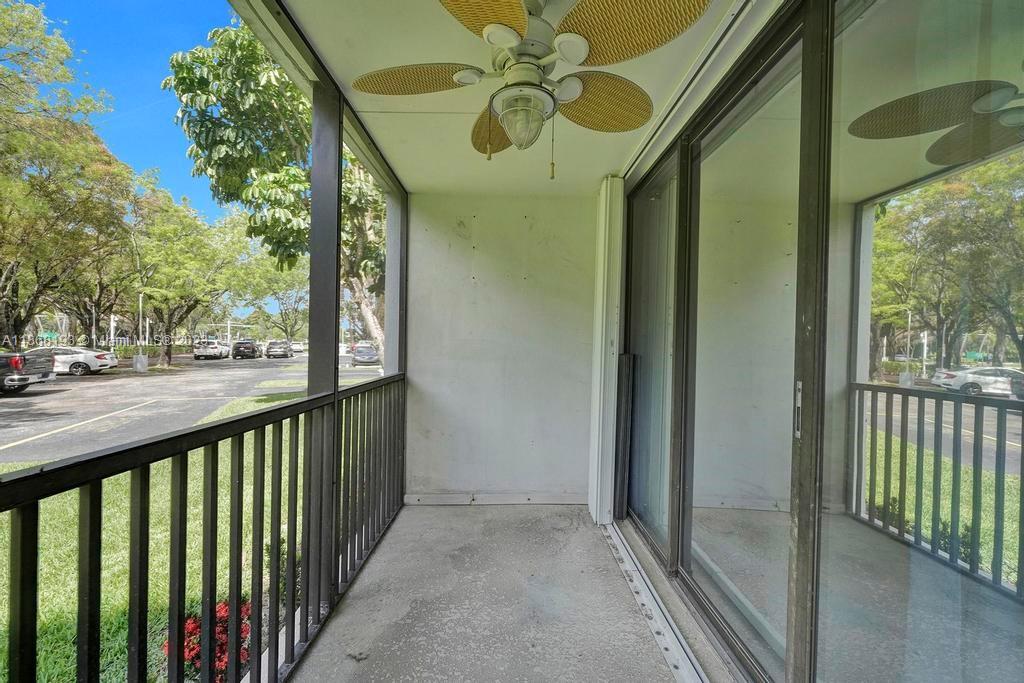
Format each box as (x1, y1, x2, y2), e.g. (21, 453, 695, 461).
(383, 192, 408, 374)
(787, 0, 834, 679)
(308, 81, 342, 393)
(308, 75, 342, 645)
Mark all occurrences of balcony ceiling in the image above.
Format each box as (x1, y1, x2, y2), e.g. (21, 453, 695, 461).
(282, 0, 737, 195)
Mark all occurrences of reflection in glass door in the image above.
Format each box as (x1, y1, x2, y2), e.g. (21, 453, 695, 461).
(685, 43, 802, 679)
(820, 0, 1024, 680)
(626, 151, 679, 556)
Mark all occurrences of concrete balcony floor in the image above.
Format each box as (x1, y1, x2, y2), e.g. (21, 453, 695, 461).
(692, 508, 1024, 681)
(293, 505, 674, 681)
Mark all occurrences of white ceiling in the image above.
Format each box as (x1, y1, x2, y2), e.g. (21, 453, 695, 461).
(283, 0, 738, 196)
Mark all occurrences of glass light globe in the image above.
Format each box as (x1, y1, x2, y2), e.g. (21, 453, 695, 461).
(498, 94, 546, 150)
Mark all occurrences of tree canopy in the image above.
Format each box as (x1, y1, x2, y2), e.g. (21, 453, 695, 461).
(164, 21, 388, 347)
(871, 149, 1024, 373)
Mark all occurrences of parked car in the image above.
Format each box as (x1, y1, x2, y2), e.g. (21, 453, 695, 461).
(193, 340, 229, 360)
(232, 339, 260, 359)
(930, 366, 1024, 397)
(29, 346, 119, 376)
(290, 341, 305, 353)
(266, 340, 294, 358)
(351, 342, 380, 366)
(0, 348, 56, 394)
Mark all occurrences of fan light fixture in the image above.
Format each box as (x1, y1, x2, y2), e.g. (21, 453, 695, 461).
(493, 84, 556, 150)
(351, 0, 692, 169)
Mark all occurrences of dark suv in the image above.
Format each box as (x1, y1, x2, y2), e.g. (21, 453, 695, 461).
(231, 340, 259, 359)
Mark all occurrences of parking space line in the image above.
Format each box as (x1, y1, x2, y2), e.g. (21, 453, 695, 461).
(0, 400, 159, 451)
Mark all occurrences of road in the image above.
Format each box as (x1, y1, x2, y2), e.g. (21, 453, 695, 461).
(872, 394, 1023, 474)
(0, 355, 382, 465)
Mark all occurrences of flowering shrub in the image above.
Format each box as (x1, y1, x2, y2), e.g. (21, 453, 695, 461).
(163, 599, 252, 681)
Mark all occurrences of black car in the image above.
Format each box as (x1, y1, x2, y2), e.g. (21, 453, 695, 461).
(0, 348, 56, 394)
(265, 340, 294, 358)
(232, 340, 259, 359)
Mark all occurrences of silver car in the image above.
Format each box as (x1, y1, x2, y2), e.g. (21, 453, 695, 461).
(930, 366, 1024, 397)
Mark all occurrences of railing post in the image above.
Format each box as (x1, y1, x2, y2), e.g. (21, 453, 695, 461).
(78, 480, 103, 682)
(201, 444, 219, 681)
(8, 501, 39, 682)
(128, 465, 150, 681)
(227, 434, 244, 681)
(168, 454, 188, 683)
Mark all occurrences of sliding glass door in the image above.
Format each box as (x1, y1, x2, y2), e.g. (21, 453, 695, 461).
(682, 41, 804, 680)
(820, 0, 1024, 680)
(624, 150, 680, 558)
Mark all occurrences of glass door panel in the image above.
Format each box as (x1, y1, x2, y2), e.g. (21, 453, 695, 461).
(686, 42, 803, 679)
(626, 151, 679, 554)
(820, 1, 1024, 680)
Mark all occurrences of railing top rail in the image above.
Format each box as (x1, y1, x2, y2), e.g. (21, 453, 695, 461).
(0, 373, 404, 513)
(851, 381, 1023, 409)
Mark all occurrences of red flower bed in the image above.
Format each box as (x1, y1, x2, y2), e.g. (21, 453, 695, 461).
(163, 599, 252, 681)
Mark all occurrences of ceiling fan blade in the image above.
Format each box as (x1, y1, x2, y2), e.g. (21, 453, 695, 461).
(471, 106, 512, 155)
(849, 80, 1016, 139)
(925, 113, 1023, 166)
(439, 0, 528, 40)
(353, 63, 478, 95)
(556, 0, 712, 67)
(558, 72, 652, 132)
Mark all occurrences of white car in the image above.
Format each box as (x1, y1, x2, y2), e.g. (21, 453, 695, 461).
(930, 366, 1024, 397)
(290, 341, 305, 353)
(193, 340, 230, 360)
(30, 347, 120, 376)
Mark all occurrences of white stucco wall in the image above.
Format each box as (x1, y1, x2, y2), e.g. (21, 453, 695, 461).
(404, 193, 597, 503)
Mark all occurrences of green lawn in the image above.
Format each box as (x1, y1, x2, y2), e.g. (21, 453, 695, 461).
(864, 431, 1021, 586)
(0, 391, 307, 681)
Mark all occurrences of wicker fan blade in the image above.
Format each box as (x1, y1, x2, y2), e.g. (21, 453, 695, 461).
(439, 0, 528, 39)
(559, 72, 652, 132)
(556, 0, 712, 67)
(471, 106, 512, 155)
(925, 113, 1023, 166)
(849, 81, 1016, 139)
(353, 63, 478, 95)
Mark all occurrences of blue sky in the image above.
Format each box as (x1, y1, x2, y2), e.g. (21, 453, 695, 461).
(39, 0, 236, 221)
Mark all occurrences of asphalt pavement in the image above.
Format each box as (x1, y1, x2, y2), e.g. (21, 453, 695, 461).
(0, 355, 382, 465)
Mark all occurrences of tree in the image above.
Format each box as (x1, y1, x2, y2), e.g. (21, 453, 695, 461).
(871, 149, 1024, 372)
(240, 250, 309, 341)
(872, 181, 981, 373)
(0, 0, 103, 135)
(0, 118, 134, 347)
(164, 21, 387, 347)
(134, 193, 248, 365)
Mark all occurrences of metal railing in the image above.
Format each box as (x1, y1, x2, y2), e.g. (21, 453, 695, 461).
(1, 373, 405, 681)
(850, 382, 1023, 602)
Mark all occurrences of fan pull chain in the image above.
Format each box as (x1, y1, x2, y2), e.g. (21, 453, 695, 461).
(549, 114, 556, 180)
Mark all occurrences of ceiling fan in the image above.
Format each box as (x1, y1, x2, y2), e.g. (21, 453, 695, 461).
(848, 80, 1024, 166)
(351, 0, 712, 171)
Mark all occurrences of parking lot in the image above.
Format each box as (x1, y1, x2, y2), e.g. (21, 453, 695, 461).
(0, 354, 382, 465)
